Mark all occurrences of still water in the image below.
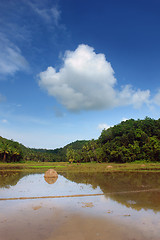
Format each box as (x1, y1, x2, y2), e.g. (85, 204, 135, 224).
(0, 169, 160, 240)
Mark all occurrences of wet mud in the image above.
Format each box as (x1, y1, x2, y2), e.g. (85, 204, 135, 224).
(0, 201, 156, 240)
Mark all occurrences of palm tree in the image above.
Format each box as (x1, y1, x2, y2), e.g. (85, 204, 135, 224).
(1, 143, 10, 162)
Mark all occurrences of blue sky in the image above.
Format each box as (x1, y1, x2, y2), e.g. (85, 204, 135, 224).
(0, 0, 160, 149)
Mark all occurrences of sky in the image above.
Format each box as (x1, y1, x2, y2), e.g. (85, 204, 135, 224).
(0, 0, 160, 149)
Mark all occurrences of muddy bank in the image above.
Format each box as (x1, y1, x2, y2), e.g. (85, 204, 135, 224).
(0, 201, 155, 240)
(50, 213, 151, 240)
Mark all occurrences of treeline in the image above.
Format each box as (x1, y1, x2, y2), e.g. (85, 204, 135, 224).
(1, 117, 160, 163)
(0, 136, 88, 163)
(66, 117, 160, 163)
(0, 136, 24, 162)
(28, 140, 88, 162)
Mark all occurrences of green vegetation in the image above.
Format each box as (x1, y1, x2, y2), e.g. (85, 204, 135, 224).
(0, 136, 23, 162)
(1, 162, 160, 173)
(0, 136, 88, 163)
(66, 117, 160, 163)
(29, 140, 88, 162)
(0, 117, 160, 163)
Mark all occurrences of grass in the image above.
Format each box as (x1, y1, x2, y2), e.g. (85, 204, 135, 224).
(1, 161, 160, 173)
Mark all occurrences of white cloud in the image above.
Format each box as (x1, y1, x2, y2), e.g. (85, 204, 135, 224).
(0, 33, 29, 76)
(117, 85, 150, 108)
(28, 2, 60, 25)
(121, 117, 128, 122)
(98, 123, 111, 131)
(153, 89, 160, 106)
(39, 44, 150, 112)
(51, 7, 61, 26)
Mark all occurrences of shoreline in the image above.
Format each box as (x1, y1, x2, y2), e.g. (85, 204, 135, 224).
(1, 161, 160, 172)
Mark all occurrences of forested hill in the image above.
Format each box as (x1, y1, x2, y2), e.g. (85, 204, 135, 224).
(0, 136, 25, 162)
(29, 140, 88, 162)
(66, 117, 160, 163)
(98, 117, 160, 162)
(0, 117, 160, 163)
(0, 136, 88, 162)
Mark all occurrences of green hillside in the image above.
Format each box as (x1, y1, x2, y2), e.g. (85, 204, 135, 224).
(0, 136, 24, 162)
(29, 140, 89, 162)
(66, 117, 160, 163)
(0, 117, 160, 163)
(0, 136, 88, 163)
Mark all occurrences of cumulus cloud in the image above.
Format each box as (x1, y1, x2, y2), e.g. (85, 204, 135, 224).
(39, 44, 150, 111)
(153, 89, 160, 106)
(0, 33, 29, 76)
(117, 85, 150, 108)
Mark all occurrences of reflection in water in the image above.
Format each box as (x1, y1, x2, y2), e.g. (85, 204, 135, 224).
(1, 169, 160, 212)
(61, 172, 160, 212)
(1, 169, 160, 239)
(0, 171, 28, 188)
(0, 167, 45, 188)
(44, 177, 58, 184)
(0, 171, 102, 199)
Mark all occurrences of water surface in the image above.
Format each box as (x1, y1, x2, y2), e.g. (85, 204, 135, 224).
(0, 168, 160, 240)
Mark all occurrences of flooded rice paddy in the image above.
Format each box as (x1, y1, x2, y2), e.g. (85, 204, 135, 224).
(0, 167, 160, 240)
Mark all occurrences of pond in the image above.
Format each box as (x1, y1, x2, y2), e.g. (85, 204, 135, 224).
(0, 168, 160, 240)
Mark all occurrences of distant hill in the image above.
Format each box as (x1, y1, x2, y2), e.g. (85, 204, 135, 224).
(1, 117, 160, 163)
(0, 136, 88, 162)
(30, 140, 89, 162)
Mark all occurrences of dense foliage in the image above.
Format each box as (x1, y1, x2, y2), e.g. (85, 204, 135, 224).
(0, 136, 24, 162)
(1, 117, 160, 163)
(0, 137, 88, 163)
(66, 117, 160, 163)
(28, 140, 88, 162)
